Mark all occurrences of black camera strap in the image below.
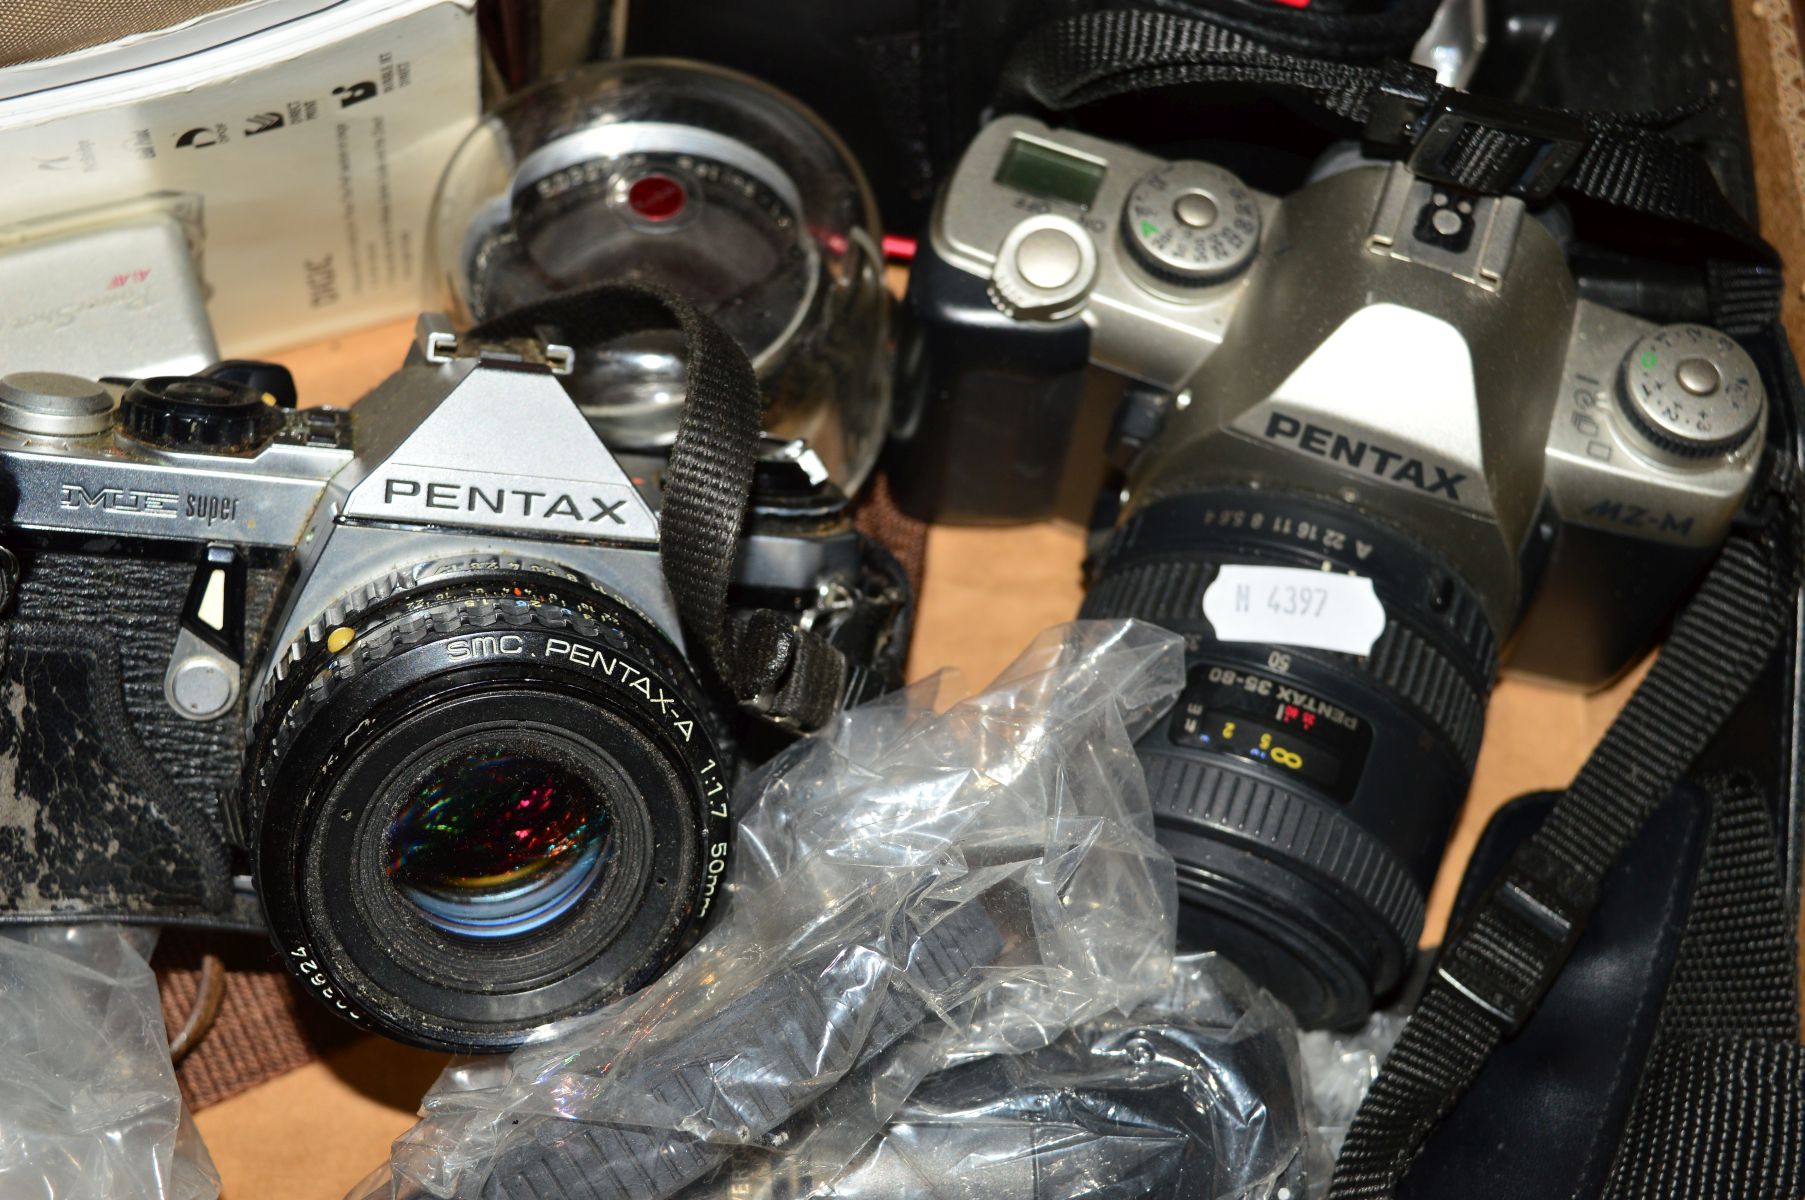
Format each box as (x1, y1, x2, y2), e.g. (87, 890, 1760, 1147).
(997, 9, 1782, 333)
(1600, 771, 1805, 1200)
(1324, 460, 1802, 1199)
(1134, 0, 1444, 63)
(470, 283, 850, 733)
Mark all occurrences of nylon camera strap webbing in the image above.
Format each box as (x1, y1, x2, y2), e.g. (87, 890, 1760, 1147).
(1602, 772, 1805, 1200)
(1602, 772, 1797, 1190)
(1323, 463, 1802, 1199)
(997, 9, 1782, 334)
(470, 283, 848, 733)
(1136, 0, 1444, 62)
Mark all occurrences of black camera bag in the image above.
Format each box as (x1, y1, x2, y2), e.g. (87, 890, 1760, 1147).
(1392, 767, 1802, 1199)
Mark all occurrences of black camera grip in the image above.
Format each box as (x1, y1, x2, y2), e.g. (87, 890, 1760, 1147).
(887, 240, 1091, 525)
(0, 619, 231, 920)
(0, 550, 284, 927)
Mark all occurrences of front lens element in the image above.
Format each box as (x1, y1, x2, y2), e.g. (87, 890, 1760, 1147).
(385, 745, 615, 939)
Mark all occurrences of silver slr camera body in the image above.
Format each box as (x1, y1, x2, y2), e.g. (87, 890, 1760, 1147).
(1, 318, 685, 721)
(897, 116, 1766, 686)
(892, 115, 1770, 1024)
(0, 320, 790, 1050)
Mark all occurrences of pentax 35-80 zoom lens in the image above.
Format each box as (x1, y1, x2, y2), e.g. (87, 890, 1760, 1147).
(1084, 488, 1497, 1028)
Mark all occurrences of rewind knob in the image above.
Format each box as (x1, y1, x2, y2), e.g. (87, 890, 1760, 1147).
(121, 376, 283, 449)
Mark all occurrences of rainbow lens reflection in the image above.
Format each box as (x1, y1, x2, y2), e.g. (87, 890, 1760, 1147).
(385, 746, 613, 939)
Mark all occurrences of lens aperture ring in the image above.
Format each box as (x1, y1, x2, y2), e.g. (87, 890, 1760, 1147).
(1082, 556, 1489, 770)
(1100, 495, 1501, 682)
(248, 563, 421, 735)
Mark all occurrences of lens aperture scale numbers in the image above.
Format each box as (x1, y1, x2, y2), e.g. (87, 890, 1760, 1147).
(1168, 665, 1372, 802)
(1202, 563, 1386, 656)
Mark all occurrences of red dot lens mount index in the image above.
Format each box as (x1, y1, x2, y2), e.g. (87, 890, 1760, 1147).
(625, 174, 687, 222)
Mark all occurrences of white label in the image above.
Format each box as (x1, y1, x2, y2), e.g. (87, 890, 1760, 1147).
(1202, 565, 1386, 656)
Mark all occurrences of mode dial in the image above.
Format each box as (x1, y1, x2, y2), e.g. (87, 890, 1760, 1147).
(1121, 162, 1261, 287)
(1619, 325, 1764, 459)
(121, 376, 282, 449)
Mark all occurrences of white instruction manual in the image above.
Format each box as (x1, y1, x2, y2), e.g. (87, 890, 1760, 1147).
(0, 0, 479, 355)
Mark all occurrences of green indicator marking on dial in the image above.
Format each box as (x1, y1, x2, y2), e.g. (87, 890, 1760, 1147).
(1140, 219, 1160, 238)
(1641, 350, 1659, 370)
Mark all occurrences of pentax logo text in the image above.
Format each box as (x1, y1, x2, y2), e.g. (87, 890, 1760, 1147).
(380, 478, 630, 525)
(1259, 412, 1468, 502)
(59, 483, 180, 518)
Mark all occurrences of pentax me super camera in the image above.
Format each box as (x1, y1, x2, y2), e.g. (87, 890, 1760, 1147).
(0, 315, 902, 1052)
(891, 116, 1769, 1025)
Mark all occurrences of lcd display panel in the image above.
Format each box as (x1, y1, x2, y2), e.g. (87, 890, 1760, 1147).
(994, 136, 1106, 208)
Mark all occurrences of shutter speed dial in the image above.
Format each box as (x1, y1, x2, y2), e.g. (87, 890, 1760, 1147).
(1619, 325, 1764, 460)
(1121, 162, 1261, 287)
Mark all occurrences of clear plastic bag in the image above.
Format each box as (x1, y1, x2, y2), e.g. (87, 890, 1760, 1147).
(0, 925, 219, 1200)
(707, 953, 1308, 1200)
(356, 621, 1194, 1200)
(1297, 1009, 1407, 1194)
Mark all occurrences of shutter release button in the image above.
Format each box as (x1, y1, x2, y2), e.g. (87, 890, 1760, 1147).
(1015, 227, 1084, 289)
(1173, 192, 1219, 229)
(989, 214, 1098, 320)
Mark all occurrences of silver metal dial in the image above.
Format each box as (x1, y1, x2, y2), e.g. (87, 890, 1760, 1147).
(1121, 161, 1261, 287)
(1619, 324, 1764, 459)
(0, 372, 115, 436)
(989, 214, 1098, 319)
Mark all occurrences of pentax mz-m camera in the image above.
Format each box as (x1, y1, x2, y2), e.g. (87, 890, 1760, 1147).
(891, 116, 1769, 1025)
